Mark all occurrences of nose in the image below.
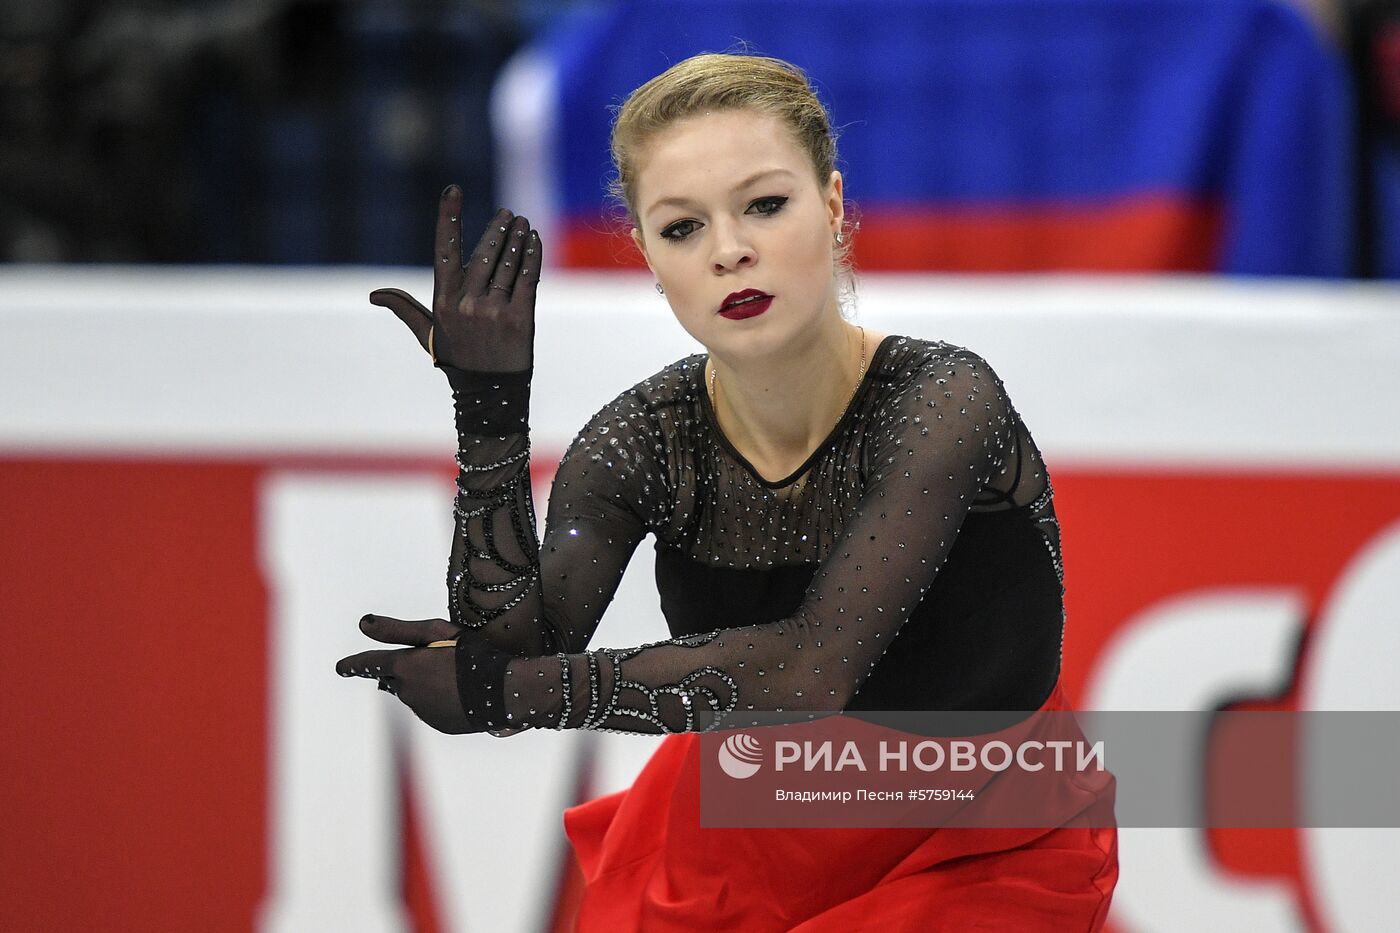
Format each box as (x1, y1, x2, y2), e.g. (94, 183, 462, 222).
(709, 221, 756, 273)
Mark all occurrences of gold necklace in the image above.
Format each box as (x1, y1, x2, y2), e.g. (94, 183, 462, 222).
(708, 325, 867, 492)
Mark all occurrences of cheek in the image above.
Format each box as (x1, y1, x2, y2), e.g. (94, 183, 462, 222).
(661, 299, 711, 347)
(652, 268, 706, 321)
(787, 224, 835, 284)
(788, 208, 831, 255)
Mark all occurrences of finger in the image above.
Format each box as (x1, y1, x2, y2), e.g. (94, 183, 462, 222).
(358, 613, 461, 647)
(368, 287, 433, 351)
(510, 228, 542, 311)
(433, 185, 467, 315)
(487, 215, 531, 296)
(464, 207, 516, 296)
(335, 648, 403, 679)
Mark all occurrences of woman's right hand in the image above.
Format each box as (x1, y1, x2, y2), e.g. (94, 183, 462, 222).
(369, 185, 541, 373)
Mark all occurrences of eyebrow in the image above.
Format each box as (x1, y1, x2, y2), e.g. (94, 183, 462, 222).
(644, 168, 797, 218)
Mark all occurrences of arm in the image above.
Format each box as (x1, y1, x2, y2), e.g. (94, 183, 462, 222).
(337, 374, 669, 733)
(438, 365, 658, 657)
(437, 370, 659, 733)
(367, 187, 644, 658)
(498, 349, 1019, 734)
(352, 186, 656, 732)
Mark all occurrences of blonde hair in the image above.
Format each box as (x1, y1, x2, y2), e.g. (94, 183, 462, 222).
(608, 51, 858, 313)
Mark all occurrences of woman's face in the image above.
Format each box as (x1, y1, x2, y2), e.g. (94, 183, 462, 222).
(630, 108, 844, 359)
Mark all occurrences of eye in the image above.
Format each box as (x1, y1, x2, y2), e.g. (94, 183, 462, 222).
(659, 219, 700, 242)
(656, 196, 789, 243)
(747, 195, 789, 216)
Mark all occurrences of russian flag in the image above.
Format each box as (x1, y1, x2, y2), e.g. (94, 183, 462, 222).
(494, 0, 1353, 277)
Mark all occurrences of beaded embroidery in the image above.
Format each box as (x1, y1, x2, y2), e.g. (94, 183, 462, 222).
(574, 633, 740, 733)
(448, 452, 540, 627)
(451, 337, 1066, 734)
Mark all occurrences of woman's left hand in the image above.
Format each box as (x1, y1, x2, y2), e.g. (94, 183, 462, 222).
(336, 615, 478, 734)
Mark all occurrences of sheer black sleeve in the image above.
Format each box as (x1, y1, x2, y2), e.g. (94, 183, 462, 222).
(500, 349, 1019, 734)
(440, 366, 542, 646)
(442, 365, 665, 728)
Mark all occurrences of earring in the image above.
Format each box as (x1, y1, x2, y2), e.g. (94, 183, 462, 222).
(834, 230, 844, 246)
(655, 282, 665, 294)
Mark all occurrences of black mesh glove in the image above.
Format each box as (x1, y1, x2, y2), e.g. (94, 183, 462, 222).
(336, 615, 518, 735)
(367, 185, 539, 374)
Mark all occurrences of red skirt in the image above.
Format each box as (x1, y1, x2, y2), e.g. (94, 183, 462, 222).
(564, 681, 1118, 932)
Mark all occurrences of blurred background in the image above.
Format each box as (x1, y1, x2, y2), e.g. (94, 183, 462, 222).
(2, 1, 1399, 932)
(0, 0, 1395, 273)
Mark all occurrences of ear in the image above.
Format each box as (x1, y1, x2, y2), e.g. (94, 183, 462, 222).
(825, 170, 845, 237)
(630, 226, 655, 275)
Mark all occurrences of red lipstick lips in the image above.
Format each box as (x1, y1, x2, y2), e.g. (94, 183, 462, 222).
(718, 289, 774, 321)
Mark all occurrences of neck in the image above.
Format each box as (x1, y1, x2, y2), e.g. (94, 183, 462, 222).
(707, 316, 870, 474)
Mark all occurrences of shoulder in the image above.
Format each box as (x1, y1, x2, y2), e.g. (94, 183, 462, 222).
(563, 352, 705, 456)
(875, 334, 991, 369)
(871, 335, 1010, 402)
(579, 353, 705, 428)
(552, 355, 701, 524)
(861, 336, 1018, 470)
(621, 353, 708, 411)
